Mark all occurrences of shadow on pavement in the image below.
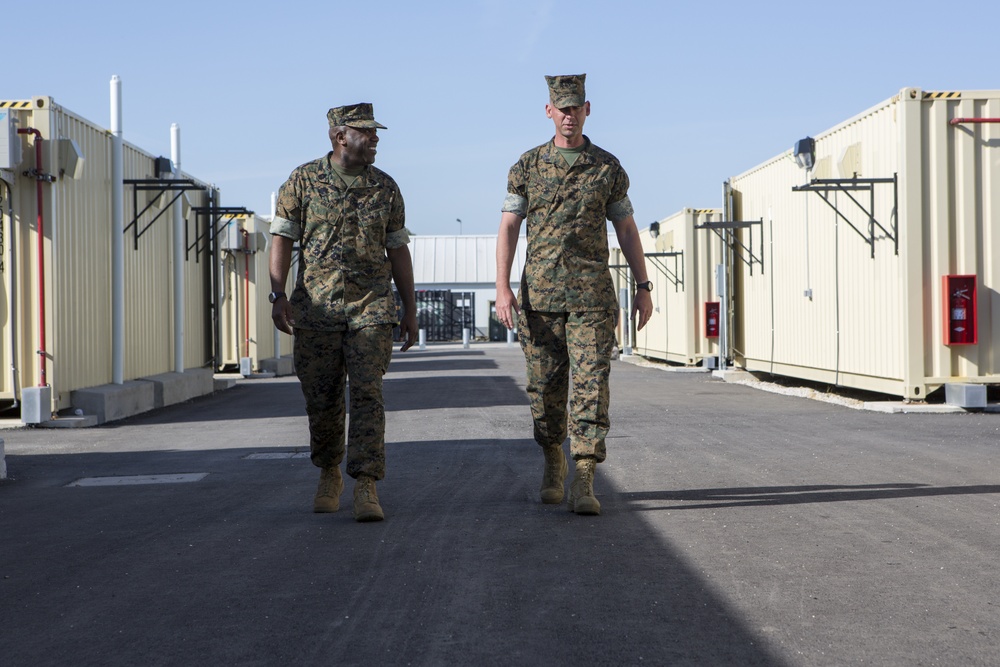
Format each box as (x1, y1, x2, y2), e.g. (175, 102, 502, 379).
(383, 374, 529, 411)
(0, 438, 787, 666)
(621, 483, 1000, 510)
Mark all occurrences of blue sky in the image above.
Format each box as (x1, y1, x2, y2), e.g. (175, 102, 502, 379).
(6, 0, 998, 236)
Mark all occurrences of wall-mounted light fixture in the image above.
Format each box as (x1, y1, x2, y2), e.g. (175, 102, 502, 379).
(793, 136, 815, 170)
(649, 221, 660, 238)
(154, 155, 173, 179)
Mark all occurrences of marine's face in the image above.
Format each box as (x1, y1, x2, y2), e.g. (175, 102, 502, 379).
(341, 126, 379, 167)
(546, 101, 590, 145)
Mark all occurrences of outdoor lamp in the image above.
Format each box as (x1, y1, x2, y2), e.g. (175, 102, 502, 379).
(793, 137, 815, 170)
(649, 221, 660, 238)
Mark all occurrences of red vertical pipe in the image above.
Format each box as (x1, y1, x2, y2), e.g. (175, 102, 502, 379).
(242, 229, 250, 358)
(17, 128, 47, 387)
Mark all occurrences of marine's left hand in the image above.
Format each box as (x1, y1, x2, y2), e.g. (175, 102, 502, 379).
(398, 312, 419, 352)
(633, 290, 653, 331)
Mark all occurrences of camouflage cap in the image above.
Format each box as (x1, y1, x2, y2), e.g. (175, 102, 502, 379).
(545, 74, 587, 108)
(326, 103, 387, 129)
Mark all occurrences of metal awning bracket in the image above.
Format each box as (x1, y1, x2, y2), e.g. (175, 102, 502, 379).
(124, 178, 205, 250)
(646, 251, 684, 291)
(792, 174, 898, 258)
(695, 219, 764, 275)
(188, 206, 253, 261)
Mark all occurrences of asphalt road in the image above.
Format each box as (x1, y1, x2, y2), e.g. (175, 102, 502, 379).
(2, 343, 999, 666)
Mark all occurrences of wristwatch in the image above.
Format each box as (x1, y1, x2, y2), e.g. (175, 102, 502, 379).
(268, 291, 287, 304)
(636, 281, 653, 292)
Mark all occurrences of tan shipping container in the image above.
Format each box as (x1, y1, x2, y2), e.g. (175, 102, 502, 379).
(0, 96, 229, 414)
(727, 87, 1000, 400)
(621, 209, 725, 366)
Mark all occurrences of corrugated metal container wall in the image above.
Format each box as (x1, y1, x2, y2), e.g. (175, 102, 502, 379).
(633, 209, 724, 365)
(730, 94, 907, 393)
(1, 96, 218, 410)
(905, 89, 1000, 398)
(1, 101, 45, 399)
(728, 88, 1000, 399)
(48, 102, 117, 405)
(121, 140, 174, 381)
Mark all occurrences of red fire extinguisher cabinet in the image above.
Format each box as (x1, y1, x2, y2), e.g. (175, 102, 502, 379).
(942, 275, 977, 346)
(705, 301, 720, 339)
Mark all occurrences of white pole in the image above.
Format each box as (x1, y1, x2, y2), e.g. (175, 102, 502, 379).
(720, 182, 729, 372)
(418, 329, 426, 350)
(171, 123, 184, 373)
(111, 75, 125, 385)
(462, 328, 470, 349)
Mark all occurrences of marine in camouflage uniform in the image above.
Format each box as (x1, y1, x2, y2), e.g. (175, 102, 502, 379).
(495, 74, 653, 516)
(269, 102, 418, 522)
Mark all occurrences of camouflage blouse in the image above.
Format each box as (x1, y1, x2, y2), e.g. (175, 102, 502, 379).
(271, 153, 410, 331)
(503, 137, 633, 312)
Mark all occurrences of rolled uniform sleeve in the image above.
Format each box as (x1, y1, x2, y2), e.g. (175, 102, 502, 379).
(272, 174, 303, 240)
(605, 168, 633, 223)
(502, 161, 528, 218)
(269, 215, 301, 240)
(384, 182, 411, 248)
(606, 196, 634, 223)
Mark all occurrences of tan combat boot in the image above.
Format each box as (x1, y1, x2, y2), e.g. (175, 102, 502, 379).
(313, 466, 344, 513)
(567, 457, 601, 515)
(353, 475, 385, 522)
(540, 446, 568, 504)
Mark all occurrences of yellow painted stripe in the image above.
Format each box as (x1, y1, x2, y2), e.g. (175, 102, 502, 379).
(923, 91, 962, 99)
(0, 101, 32, 108)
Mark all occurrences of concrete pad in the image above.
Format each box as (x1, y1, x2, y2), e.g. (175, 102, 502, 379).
(141, 368, 214, 408)
(214, 377, 238, 392)
(70, 380, 155, 425)
(258, 355, 294, 376)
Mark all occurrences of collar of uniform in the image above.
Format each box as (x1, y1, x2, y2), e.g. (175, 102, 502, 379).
(542, 136, 595, 166)
(319, 152, 375, 188)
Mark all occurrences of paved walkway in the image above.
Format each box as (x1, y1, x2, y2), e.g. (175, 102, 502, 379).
(2, 343, 999, 666)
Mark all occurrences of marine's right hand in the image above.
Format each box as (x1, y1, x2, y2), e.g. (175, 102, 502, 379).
(272, 299, 295, 335)
(495, 286, 520, 330)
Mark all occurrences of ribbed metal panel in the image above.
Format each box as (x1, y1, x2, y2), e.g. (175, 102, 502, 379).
(50, 103, 117, 403)
(411, 235, 526, 285)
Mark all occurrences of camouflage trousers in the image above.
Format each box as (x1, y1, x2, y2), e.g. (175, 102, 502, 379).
(293, 325, 393, 480)
(518, 309, 616, 462)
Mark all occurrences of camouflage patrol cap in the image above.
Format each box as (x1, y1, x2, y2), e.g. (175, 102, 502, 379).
(326, 103, 387, 129)
(545, 74, 587, 108)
